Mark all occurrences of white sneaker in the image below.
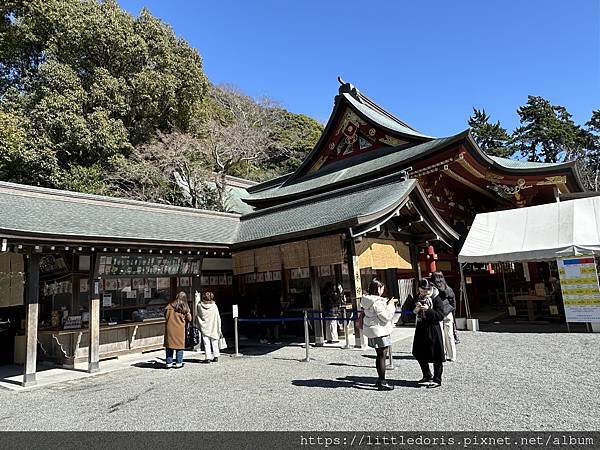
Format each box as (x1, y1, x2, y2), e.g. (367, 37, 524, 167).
(165, 363, 173, 369)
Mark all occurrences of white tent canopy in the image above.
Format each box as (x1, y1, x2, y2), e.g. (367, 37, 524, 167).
(458, 197, 600, 263)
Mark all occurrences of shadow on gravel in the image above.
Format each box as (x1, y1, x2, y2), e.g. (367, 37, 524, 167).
(479, 323, 589, 333)
(328, 362, 372, 368)
(132, 361, 166, 370)
(292, 375, 422, 390)
(292, 376, 374, 390)
(362, 354, 415, 361)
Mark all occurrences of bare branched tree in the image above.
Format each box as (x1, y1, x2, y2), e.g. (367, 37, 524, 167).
(200, 85, 277, 210)
(110, 130, 218, 209)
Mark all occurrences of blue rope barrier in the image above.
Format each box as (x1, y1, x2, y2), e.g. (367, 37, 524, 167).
(237, 317, 305, 323)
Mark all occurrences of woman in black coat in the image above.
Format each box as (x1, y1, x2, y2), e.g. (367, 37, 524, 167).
(412, 278, 446, 388)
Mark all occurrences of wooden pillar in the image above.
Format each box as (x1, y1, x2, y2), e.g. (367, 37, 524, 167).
(309, 266, 324, 346)
(192, 257, 203, 351)
(346, 238, 364, 348)
(410, 242, 422, 297)
(88, 253, 100, 373)
(23, 253, 40, 387)
(385, 269, 399, 299)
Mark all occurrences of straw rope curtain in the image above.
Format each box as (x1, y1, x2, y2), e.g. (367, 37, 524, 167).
(0, 253, 24, 308)
(308, 235, 344, 267)
(232, 249, 255, 275)
(254, 245, 282, 273)
(356, 238, 411, 270)
(281, 241, 309, 269)
(356, 239, 373, 269)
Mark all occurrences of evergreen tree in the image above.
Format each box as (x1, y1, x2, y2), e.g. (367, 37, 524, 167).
(468, 108, 512, 157)
(511, 96, 585, 163)
(0, 0, 208, 188)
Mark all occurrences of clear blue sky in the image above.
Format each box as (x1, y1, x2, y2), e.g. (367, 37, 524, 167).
(118, 0, 598, 137)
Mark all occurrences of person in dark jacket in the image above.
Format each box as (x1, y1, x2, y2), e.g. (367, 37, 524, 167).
(432, 271, 460, 344)
(432, 271, 457, 360)
(412, 278, 446, 388)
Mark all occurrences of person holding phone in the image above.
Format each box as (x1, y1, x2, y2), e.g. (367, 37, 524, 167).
(361, 278, 398, 391)
(412, 278, 446, 388)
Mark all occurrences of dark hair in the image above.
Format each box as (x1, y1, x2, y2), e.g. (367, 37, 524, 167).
(202, 291, 215, 302)
(431, 272, 448, 290)
(368, 278, 384, 295)
(171, 291, 190, 315)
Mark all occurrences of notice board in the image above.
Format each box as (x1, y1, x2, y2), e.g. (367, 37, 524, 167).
(557, 256, 600, 323)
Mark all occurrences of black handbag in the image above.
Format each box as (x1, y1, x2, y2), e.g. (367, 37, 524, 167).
(185, 323, 200, 348)
(440, 298, 455, 316)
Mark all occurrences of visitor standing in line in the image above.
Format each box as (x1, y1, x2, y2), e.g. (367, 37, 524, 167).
(197, 291, 222, 363)
(164, 291, 192, 369)
(431, 271, 457, 361)
(412, 278, 446, 387)
(321, 282, 339, 344)
(361, 278, 397, 391)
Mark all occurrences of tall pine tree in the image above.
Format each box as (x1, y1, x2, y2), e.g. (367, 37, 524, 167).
(511, 96, 585, 163)
(468, 108, 512, 157)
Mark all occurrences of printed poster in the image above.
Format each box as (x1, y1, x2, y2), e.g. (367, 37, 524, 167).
(557, 256, 600, 323)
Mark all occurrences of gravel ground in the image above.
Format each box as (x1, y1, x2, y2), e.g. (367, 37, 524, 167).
(0, 331, 598, 431)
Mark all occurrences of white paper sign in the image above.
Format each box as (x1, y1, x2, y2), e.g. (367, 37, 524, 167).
(557, 256, 600, 323)
(102, 293, 112, 307)
(232, 304, 239, 318)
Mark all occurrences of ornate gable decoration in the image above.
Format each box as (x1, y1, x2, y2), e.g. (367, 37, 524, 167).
(307, 108, 409, 174)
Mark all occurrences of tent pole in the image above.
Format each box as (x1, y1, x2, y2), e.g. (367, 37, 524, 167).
(459, 263, 471, 319)
(501, 262, 509, 306)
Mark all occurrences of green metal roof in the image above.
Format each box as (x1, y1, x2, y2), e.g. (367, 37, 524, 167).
(0, 182, 240, 246)
(237, 175, 416, 245)
(247, 132, 467, 203)
(487, 155, 569, 170)
(342, 92, 433, 139)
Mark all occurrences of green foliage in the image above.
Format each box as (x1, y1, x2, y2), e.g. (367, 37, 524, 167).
(61, 164, 109, 195)
(266, 109, 323, 174)
(0, 0, 207, 187)
(511, 96, 585, 163)
(468, 108, 512, 158)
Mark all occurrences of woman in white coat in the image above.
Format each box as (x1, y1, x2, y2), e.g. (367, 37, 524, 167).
(196, 291, 222, 363)
(361, 278, 397, 391)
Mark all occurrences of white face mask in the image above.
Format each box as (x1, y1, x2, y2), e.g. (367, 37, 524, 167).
(419, 288, 432, 298)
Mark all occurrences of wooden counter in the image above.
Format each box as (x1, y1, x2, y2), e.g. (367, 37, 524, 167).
(38, 319, 165, 367)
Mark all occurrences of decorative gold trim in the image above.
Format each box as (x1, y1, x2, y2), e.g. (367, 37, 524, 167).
(536, 176, 567, 186)
(379, 135, 407, 146)
(444, 169, 504, 202)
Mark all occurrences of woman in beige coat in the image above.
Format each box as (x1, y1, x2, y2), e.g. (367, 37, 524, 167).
(196, 291, 222, 363)
(164, 291, 192, 369)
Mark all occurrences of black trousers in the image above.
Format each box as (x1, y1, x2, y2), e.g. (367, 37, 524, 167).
(418, 360, 443, 383)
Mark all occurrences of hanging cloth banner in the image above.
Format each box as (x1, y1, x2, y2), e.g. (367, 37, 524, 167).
(307, 235, 344, 267)
(232, 249, 255, 275)
(0, 252, 24, 308)
(356, 238, 412, 270)
(281, 241, 310, 269)
(557, 255, 600, 323)
(254, 245, 282, 273)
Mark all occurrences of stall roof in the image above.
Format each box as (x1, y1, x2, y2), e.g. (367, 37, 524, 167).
(458, 197, 600, 263)
(0, 182, 240, 247)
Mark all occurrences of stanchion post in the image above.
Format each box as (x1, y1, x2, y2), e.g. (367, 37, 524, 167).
(232, 304, 242, 357)
(386, 341, 395, 370)
(302, 310, 310, 362)
(343, 308, 350, 349)
(233, 317, 243, 357)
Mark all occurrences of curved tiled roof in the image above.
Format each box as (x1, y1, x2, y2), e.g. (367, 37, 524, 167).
(246, 132, 468, 203)
(487, 155, 571, 170)
(238, 176, 410, 245)
(342, 92, 433, 139)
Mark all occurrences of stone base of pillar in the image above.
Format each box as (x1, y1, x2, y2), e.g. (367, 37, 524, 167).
(88, 361, 100, 373)
(22, 373, 37, 387)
